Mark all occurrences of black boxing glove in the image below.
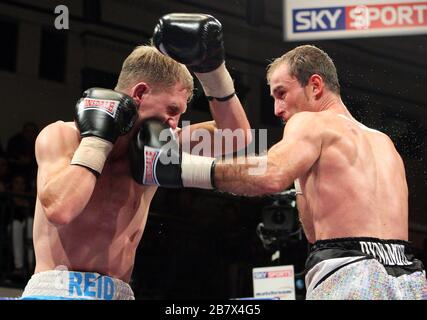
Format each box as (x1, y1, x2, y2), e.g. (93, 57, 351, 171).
(153, 13, 224, 73)
(129, 118, 215, 189)
(153, 13, 235, 101)
(71, 88, 137, 175)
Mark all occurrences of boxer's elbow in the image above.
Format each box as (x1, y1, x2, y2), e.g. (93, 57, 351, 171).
(228, 127, 253, 154)
(39, 193, 75, 226)
(261, 170, 290, 194)
(306, 233, 316, 245)
(261, 180, 287, 195)
(210, 126, 252, 156)
(43, 204, 74, 226)
(244, 129, 253, 149)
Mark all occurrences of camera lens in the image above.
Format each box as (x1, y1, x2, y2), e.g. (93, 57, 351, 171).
(272, 210, 285, 224)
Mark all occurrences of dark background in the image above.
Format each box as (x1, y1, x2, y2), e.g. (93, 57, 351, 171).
(0, 0, 426, 299)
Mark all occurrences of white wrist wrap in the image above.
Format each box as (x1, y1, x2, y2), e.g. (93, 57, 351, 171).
(71, 137, 113, 175)
(181, 153, 215, 189)
(294, 178, 303, 195)
(194, 62, 235, 99)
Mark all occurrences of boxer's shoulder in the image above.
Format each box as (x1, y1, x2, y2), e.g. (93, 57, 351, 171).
(285, 111, 321, 132)
(284, 112, 328, 145)
(313, 111, 369, 142)
(332, 114, 395, 148)
(39, 121, 78, 136)
(36, 121, 80, 154)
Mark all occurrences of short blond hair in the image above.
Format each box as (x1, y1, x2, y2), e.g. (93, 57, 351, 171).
(266, 45, 340, 95)
(116, 45, 194, 100)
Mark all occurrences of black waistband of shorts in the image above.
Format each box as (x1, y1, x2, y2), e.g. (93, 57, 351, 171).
(311, 237, 412, 252)
(305, 237, 425, 277)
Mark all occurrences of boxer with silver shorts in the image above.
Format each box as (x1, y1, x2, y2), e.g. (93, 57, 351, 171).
(137, 45, 427, 300)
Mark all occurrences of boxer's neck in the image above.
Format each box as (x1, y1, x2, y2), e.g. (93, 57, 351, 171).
(316, 94, 351, 117)
(109, 135, 131, 160)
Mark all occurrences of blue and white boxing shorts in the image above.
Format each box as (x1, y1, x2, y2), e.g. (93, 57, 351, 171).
(305, 237, 427, 300)
(21, 270, 135, 300)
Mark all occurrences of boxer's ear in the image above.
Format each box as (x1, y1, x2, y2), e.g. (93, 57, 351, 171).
(130, 82, 149, 104)
(308, 74, 324, 100)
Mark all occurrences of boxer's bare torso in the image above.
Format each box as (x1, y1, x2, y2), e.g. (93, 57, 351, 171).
(296, 111, 408, 243)
(33, 121, 156, 282)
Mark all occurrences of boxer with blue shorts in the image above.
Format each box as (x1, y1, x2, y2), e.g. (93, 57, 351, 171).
(22, 12, 250, 301)
(21, 270, 134, 300)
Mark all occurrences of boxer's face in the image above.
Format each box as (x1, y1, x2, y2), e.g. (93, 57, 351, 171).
(134, 82, 189, 130)
(269, 63, 312, 122)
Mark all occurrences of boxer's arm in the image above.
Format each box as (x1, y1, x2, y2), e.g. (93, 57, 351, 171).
(154, 13, 251, 156)
(177, 70, 251, 157)
(36, 122, 97, 225)
(198, 62, 251, 144)
(213, 112, 321, 196)
(177, 99, 251, 158)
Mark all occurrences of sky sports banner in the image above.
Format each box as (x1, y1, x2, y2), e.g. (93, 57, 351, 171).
(284, 0, 427, 41)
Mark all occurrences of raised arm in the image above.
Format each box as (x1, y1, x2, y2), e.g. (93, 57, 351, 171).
(153, 13, 252, 156)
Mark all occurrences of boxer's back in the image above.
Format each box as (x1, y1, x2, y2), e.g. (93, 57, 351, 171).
(302, 112, 408, 241)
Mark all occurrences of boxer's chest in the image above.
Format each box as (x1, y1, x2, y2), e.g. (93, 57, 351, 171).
(86, 159, 153, 220)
